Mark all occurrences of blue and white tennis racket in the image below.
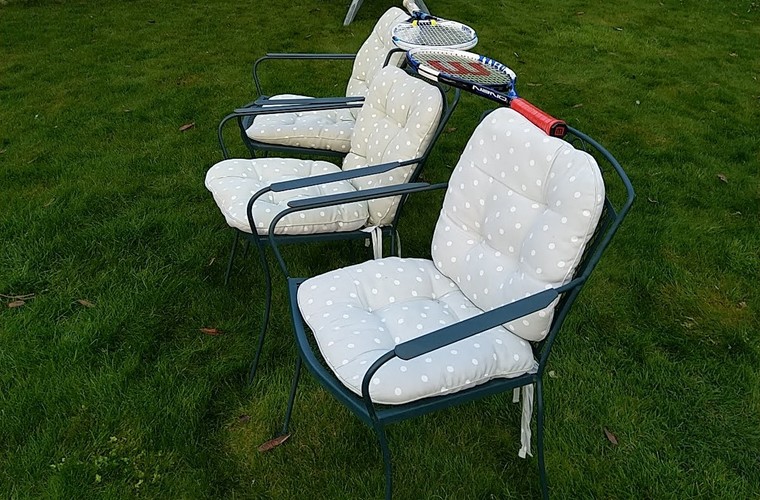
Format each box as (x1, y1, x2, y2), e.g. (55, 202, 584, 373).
(407, 48, 567, 138)
(391, 1, 478, 51)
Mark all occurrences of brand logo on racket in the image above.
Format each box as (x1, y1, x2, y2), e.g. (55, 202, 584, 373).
(428, 60, 490, 77)
(472, 85, 509, 104)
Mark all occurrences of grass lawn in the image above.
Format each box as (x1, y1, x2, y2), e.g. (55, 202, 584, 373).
(1, 0, 758, 497)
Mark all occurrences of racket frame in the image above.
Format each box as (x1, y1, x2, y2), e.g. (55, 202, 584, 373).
(407, 49, 567, 138)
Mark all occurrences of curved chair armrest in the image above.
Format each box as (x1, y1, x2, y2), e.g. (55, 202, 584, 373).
(287, 182, 430, 210)
(394, 289, 562, 360)
(267, 181, 447, 279)
(245, 95, 365, 110)
(253, 53, 356, 95)
(270, 158, 421, 194)
(217, 100, 364, 159)
(356, 283, 576, 413)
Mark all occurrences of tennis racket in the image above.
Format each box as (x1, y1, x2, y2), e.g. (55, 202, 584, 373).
(391, 1, 478, 51)
(407, 48, 567, 138)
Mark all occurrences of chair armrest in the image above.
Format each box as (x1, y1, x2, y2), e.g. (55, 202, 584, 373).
(287, 182, 430, 210)
(217, 100, 364, 158)
(253, 53, 356, 95)
(242, 95, 365, 111)
(270, 158, 420, 194)
(394, 289, 562, 360)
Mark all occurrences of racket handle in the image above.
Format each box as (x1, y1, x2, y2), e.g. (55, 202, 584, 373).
(510, 98, 567, 138)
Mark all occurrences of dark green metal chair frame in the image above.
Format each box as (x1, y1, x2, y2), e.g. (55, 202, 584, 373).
(215, 73, 460, 384)
(265, 119, 635, 499)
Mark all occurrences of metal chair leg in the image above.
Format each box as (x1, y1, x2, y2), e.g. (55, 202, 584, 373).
(372, 423, 393, 500)
(247, 243, 273, 384)
(224, 231, 241, 285)
(282, 356, 302, 435)
(536, 379, 548, 500)
(343, 0, 365, 25)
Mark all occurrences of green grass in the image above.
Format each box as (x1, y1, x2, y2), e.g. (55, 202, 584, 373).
(1, 0, 758, 497)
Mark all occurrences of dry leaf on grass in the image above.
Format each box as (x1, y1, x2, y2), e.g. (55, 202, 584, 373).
(604, 428, 619, 446)
(179, 122, 195, 132)
(717, 173, 728, 183)
(200, 327, 222, 336)
(77, 299, 95, 308)
(8, 300, 25, 308)
(258, 434, 290, 452)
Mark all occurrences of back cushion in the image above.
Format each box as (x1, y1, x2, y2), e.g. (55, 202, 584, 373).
(343, 66, 443, 226)
(431, 108, 605, 341)
(346, 7, 408, 100)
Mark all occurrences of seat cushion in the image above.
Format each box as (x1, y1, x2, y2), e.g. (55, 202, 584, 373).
(205, 158, 369, 235)
(246, 94, 355, 153)
(297, 257, 536, 405)
(431, 108, 606, 341)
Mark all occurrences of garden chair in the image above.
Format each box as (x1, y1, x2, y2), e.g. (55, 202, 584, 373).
(206, 65, 459, 382)
(236, 7, 409, 158)
(268, 107, 634, 498)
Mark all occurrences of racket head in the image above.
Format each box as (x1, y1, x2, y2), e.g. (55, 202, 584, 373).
(392, 19, 478, 50)
(406, 48, 516, 90)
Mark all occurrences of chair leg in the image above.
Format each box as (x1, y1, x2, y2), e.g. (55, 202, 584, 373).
(282, 356, 302, 435)
(224, 231, 241, 286)
(343, 0, 364, 25)
(371, 422, 393, 500)
(536, 379, 548, 500)
(247, 242, 273, 384)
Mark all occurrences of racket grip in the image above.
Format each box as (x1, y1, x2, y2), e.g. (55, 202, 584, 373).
(510, 98, 567, 138)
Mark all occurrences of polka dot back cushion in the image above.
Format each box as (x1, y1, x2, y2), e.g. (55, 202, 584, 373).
(431, 108, 605, 341)
(346, 7, 408, 104)
(343, 65, 444, 226)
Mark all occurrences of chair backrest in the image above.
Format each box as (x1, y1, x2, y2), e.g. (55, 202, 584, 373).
(431, 107, 606, 341)
(342, 65, 445, 226)
(345, 7, 408, 100)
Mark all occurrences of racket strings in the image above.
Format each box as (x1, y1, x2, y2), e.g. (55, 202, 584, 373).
(414, 52, 512, 86)
(393, 23, 475, 48)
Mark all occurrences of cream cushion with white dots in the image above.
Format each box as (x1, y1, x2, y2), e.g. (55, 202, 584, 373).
(297, 107, 605, 405)
(432, 107, 605, 342)
(206, 66, 442, 236)
(297, 257, 536, 404)
(246, 7, 408, 153)
(205, 158, 368, 235)
(343, 66, 443, 226)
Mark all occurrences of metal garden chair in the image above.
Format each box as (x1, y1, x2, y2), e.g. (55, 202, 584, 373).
(267, 107, 634, 498)
(237, 7, 409, 159)
(206, 65, 459, 382)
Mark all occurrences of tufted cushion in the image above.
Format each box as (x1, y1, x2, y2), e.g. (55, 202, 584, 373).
(344, 66, 443, 226)
(346, 7, 408, 105)
(297, 257, 536, 404)
(246, 94, 355, 153)
(431, 108, 605, 341)
(205, 158, 368, 235)
(246, 8, 408, 153)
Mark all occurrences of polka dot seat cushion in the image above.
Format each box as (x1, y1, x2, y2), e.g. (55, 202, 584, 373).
(297, 257, 536, 404)
(246, 7, 408, 153)
(207, 66, 443, 236)
(297, 107, 605, 405)
(205, 158, 368, 235)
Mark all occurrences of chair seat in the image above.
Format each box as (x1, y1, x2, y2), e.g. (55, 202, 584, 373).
(205, 158, 369, 235)
(297, 257, 537, 405)
(246, 94, 355, 153)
